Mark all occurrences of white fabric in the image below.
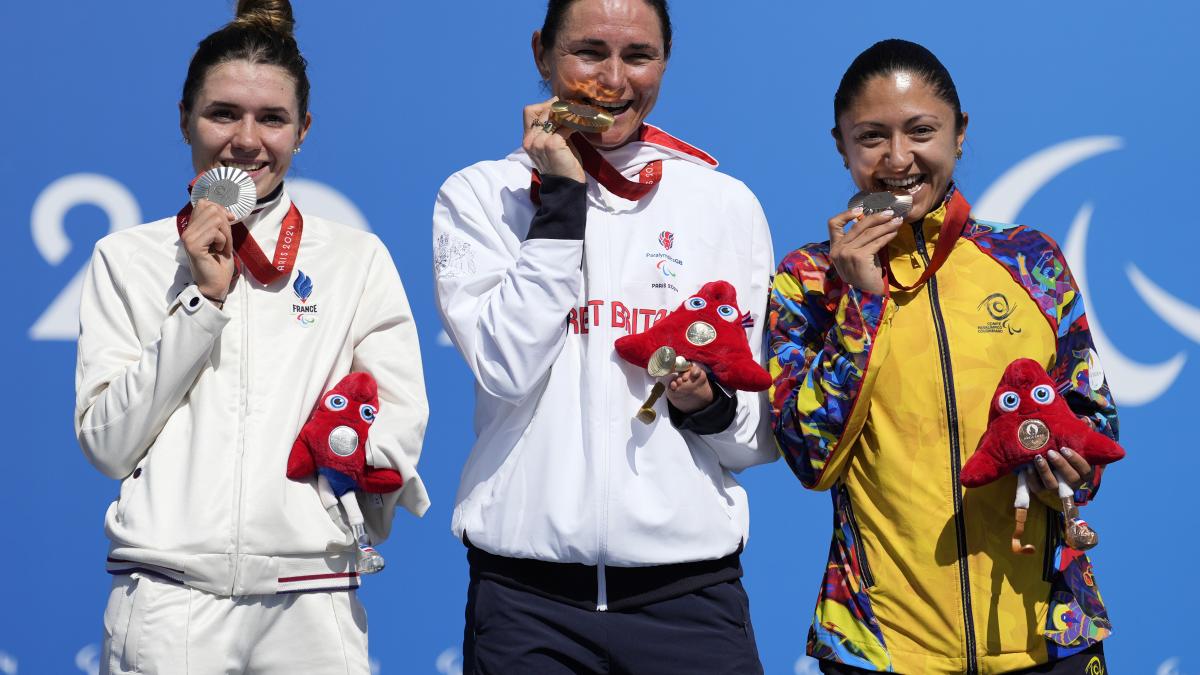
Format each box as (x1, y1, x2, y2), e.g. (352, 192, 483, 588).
(433, 134, 776, 573)
(76, 190, 429, 596)
(101, 574, 369, 674)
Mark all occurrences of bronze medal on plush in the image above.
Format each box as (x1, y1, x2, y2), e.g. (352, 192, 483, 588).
(1017, 419, 1051, 451)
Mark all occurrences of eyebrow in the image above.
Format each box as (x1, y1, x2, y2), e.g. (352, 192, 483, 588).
(571, 37, 660, 52)
(856, 114, 941, 127)
(206, 101, 291, 115)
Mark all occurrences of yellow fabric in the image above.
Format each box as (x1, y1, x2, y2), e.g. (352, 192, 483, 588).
(840, 202, 1060, 673)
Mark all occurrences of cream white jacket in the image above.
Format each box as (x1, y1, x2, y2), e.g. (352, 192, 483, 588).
(433, 127, 776, 582)
(75, 190, 428, 596)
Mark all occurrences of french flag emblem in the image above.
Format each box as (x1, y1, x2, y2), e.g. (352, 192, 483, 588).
(658, 231, 674, 250)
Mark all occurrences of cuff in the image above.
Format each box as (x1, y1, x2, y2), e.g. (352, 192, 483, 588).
(174, 285, 229, 330)
(526, 175, 587, 240)
(668, 375, 737, 435)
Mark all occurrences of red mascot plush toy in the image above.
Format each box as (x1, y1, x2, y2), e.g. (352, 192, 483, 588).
(615, 280, 770, 423)
(960, 358, 1124, 555)
(287, 372, 403, 573)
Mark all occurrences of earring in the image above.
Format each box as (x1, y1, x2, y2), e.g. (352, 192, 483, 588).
(293, 146, 302, 155)
(183, 136, 190, 145)
(955, 147, 963, 159)
(842, 159, 849, 170)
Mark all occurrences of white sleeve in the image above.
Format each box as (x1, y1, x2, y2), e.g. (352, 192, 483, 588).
(687, 194, 778, 472)
(349, 237, 431, 539)
(74, 242, 230, 479)
(432, 171, 585, 404)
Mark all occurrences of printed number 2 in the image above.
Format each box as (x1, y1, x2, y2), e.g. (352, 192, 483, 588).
(29, 174, 141, 341)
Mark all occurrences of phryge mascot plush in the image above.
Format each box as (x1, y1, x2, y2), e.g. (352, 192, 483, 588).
(615, 280, 770, 423)
(287, 372, 403, 573)
(959, 358, 1124, 555)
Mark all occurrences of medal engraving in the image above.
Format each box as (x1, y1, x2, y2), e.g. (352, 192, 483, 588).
(847, 190, 913, 219)
(191, 166, 257, 221)
(328, 425, 360, 457)
(1017, 419, 1050, 451)
(685, 321, 717, 347)
(550, 100, 616, 133)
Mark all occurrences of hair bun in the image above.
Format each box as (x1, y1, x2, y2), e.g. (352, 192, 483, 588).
(234, 0, 295, 36)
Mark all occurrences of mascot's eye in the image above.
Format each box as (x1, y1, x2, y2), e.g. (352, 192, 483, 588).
(360, 404, 377, 423)
(716, 304, 738, 321)
(325, 394, 348, 411)
(998, 391, 1020, 412)
(685, 297, 707, 310)
(1030, 384, 1055, 405)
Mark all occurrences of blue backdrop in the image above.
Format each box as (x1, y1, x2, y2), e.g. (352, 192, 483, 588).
(2, 2, 1194, 673)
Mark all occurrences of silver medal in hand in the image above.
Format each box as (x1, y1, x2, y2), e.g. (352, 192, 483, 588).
(847, 190, 913, 219)
(191, 167, 257, 221)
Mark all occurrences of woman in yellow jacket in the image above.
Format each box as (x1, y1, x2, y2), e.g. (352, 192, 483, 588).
(768, 40, 1118, 674)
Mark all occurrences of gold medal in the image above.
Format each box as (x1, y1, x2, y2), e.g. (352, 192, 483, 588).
(550, 100, 615, 133)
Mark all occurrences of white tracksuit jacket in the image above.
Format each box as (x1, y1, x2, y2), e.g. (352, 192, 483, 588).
(75, 189, 429, 597)
(433, 126, 776, 584)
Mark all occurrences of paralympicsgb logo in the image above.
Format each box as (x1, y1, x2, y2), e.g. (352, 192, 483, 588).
(658, 230, 674, 250)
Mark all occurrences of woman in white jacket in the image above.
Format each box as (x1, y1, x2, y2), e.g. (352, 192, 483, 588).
(433, 1, 775, 672)
(75, 1, 428, 672)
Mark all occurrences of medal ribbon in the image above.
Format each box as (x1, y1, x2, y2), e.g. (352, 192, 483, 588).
(882, 189, 971, 293)
(176, 196, 303, 286)
(530, 133, 663, 204)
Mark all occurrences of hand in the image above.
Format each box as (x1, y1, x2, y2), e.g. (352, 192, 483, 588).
(665, 364, 714, 414)
(523, 97, 585, 183)
(1024, 447, 1095, 505)
(827, 207, 905, 294)
(181, 198, 237, 302)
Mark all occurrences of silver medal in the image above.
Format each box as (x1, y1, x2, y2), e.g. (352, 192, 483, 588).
(685, 321, 717, 347)
(191, 166, 257, 221)
(847, 190, 913, 219)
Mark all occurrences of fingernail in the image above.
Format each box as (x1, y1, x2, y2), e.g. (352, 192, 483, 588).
(851, 207, 864, 216)
(1047, 449, 1061, 459)
(1034, 455, 1045, 464)
(890, 216, 903, 225)
(1061, 447, 1074, 457)
(881, 209, 894, 218)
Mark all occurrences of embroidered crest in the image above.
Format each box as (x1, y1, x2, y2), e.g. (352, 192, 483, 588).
(435, 233, 476, 278)
(658, 230, 674, 250)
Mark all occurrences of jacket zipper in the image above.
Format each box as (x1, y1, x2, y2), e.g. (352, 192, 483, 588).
(839, 483, 875, 588)
(596, 188, 610, 612)
(231, 268, 250, 593)
(914, 225, 978, 673)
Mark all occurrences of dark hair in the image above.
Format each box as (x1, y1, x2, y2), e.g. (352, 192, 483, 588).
(181, 0, 309, 118)
(833, 39, 962, 135)
(540, 0, 673, 59)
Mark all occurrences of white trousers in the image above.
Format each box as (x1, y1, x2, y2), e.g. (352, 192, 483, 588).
(101, 573, 370, 674)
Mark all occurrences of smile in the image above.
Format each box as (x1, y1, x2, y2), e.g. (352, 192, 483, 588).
(222, 160, 268, 172)
(879, 174, 926, 195)
(583, 97, 633, 115)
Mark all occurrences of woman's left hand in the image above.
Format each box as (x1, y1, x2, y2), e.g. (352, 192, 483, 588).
(1024, 447, 1095, 502)
(665, 364, 714, 414)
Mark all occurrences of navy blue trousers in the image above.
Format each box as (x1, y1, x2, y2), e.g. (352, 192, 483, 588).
(463, 576, 763, 674)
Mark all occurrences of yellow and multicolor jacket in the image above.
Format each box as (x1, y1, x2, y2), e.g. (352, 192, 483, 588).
(768, 188, 1118, 674)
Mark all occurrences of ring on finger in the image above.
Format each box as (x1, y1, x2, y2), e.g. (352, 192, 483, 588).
(540, 120, 557, 134)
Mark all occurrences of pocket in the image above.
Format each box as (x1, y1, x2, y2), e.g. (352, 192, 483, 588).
(103, 574, 148, 674)
(839, 484, 876, 589)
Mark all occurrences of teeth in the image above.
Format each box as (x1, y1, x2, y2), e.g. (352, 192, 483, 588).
(881, 175, 921, 188)
(590, 99, 628, 110)
(222, 161, 267, 171)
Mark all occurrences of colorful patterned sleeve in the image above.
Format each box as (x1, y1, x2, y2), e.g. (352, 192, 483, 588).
(1040, 233, 1119, 504)
(768, 244, 892, 490)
